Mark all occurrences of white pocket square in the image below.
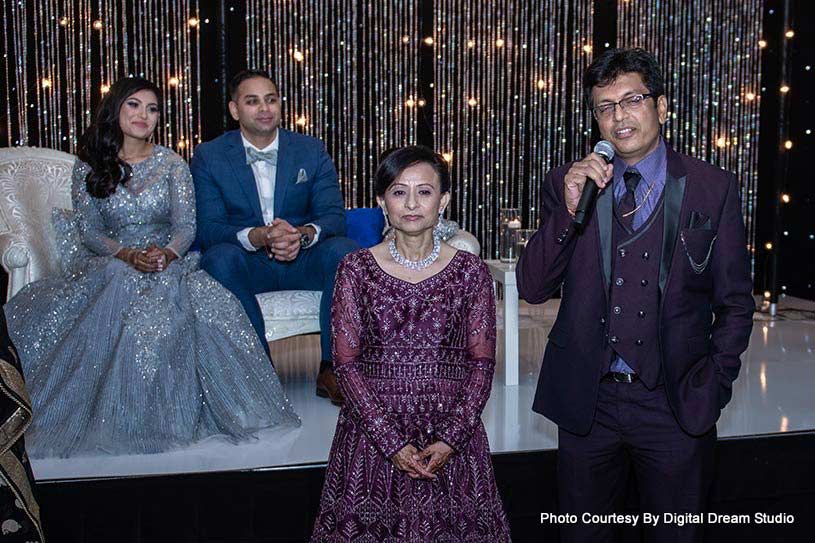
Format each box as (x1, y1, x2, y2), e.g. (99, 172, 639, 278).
(296, 168, 308, 184)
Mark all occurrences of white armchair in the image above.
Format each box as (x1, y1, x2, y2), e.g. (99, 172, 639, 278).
(0, 147, 481, 343)
(0, 147, 75, 298)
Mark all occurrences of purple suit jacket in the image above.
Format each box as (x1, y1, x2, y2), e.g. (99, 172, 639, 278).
(517, 145, 755, 437)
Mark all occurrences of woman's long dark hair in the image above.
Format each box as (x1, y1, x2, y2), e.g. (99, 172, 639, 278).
(78, 77, 161, 198)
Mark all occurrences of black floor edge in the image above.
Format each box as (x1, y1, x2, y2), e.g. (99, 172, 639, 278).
(34, 432, 815, 542)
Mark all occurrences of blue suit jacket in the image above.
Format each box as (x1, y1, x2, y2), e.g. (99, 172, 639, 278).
(190, 128, 346, 250)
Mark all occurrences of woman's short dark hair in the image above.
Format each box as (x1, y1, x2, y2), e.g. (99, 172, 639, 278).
(583, 48, 664, 107)
(374, 146, 451, 197)
(77, 77, 161, 199)
(228, 69, 278, 101)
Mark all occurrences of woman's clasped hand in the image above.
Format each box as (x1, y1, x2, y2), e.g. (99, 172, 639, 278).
(117, 245, 177, 272)
(391, 440, 454, 480)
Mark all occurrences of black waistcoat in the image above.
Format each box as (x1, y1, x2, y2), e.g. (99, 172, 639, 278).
(606, 197, 665, 388)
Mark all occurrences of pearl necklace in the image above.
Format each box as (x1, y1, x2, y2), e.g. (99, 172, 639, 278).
(388, 236, 441, 270)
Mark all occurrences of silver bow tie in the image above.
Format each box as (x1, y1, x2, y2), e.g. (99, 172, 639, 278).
(245, 147, 278, 166)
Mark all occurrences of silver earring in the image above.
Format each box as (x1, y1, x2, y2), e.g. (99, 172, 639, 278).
(381, 208, 392, 238)
(433, 211, 444, 240)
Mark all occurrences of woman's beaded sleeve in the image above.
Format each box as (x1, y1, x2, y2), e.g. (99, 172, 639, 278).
(434, 261, 496, 451)
(331, 258, 408, 458)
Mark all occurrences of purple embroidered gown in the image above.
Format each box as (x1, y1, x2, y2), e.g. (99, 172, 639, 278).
(311, 249, 511, 542)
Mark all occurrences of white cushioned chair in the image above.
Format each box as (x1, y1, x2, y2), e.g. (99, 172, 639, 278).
(0, 146, 481, 342)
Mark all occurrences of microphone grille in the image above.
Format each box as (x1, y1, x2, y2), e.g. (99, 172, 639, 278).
(593, 140, 615, 162)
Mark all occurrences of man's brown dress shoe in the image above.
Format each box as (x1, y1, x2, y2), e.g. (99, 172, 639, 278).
(316, 368, 344, 405)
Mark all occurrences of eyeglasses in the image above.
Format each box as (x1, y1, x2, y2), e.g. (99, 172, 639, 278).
(592, 93, 655, 120)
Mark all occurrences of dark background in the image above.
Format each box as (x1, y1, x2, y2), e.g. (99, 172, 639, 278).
(208, 0, 815, 301)
(754, 0, 814, 300)
(1, 0, 812, 300)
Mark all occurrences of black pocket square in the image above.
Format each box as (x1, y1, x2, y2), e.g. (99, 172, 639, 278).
(688, 210, 712, 230)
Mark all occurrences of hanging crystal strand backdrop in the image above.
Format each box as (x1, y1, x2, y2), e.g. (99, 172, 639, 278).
(434, 0, 594, 258)
(617, 0, 763, 269)
(1, 0, 202, 158)
(246, 0, 420, 207)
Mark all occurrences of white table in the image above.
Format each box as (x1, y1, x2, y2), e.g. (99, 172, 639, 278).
(484, 260, 519, 386)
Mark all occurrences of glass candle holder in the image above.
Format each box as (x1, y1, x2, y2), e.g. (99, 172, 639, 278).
(499, 208, 522, 263)
(514, 228, 536, 261)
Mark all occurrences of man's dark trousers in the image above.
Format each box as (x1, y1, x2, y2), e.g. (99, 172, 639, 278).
(557, 377, 716, 542)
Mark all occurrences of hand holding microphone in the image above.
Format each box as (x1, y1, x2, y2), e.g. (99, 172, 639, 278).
(566, 140, 616, 232)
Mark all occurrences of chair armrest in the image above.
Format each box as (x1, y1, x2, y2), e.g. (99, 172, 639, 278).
(0, 232, 31, 300)
(0, 232, 30, 271)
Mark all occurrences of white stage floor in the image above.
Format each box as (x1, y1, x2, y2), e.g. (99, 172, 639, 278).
(31, 296, 815, 482)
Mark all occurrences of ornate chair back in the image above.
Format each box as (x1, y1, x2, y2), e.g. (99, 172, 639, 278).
(0, 147, 75, 298)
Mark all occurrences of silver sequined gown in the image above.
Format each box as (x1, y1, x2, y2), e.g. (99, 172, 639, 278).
(4, 145, 300, 458)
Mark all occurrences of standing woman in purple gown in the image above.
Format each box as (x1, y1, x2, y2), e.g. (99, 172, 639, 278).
(311, 146, 511, 542)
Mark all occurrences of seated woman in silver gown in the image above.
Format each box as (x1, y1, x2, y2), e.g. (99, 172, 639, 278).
(3, 77, 300, 458)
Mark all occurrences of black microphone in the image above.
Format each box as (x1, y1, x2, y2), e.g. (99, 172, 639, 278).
(572, 140, 615, 232)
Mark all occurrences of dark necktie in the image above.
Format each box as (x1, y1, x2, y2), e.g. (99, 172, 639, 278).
(619, 169, 641, 231)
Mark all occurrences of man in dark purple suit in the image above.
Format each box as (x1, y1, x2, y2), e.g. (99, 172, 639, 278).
(517, 48, 755, 542)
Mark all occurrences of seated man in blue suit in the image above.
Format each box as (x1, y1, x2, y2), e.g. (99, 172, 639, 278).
(190, 69, 358, 405)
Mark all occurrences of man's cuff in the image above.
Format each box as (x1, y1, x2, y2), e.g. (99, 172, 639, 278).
(548, 203, 576, 245)
(304, 223, 322, 248)
(237, 227, 258, 252)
